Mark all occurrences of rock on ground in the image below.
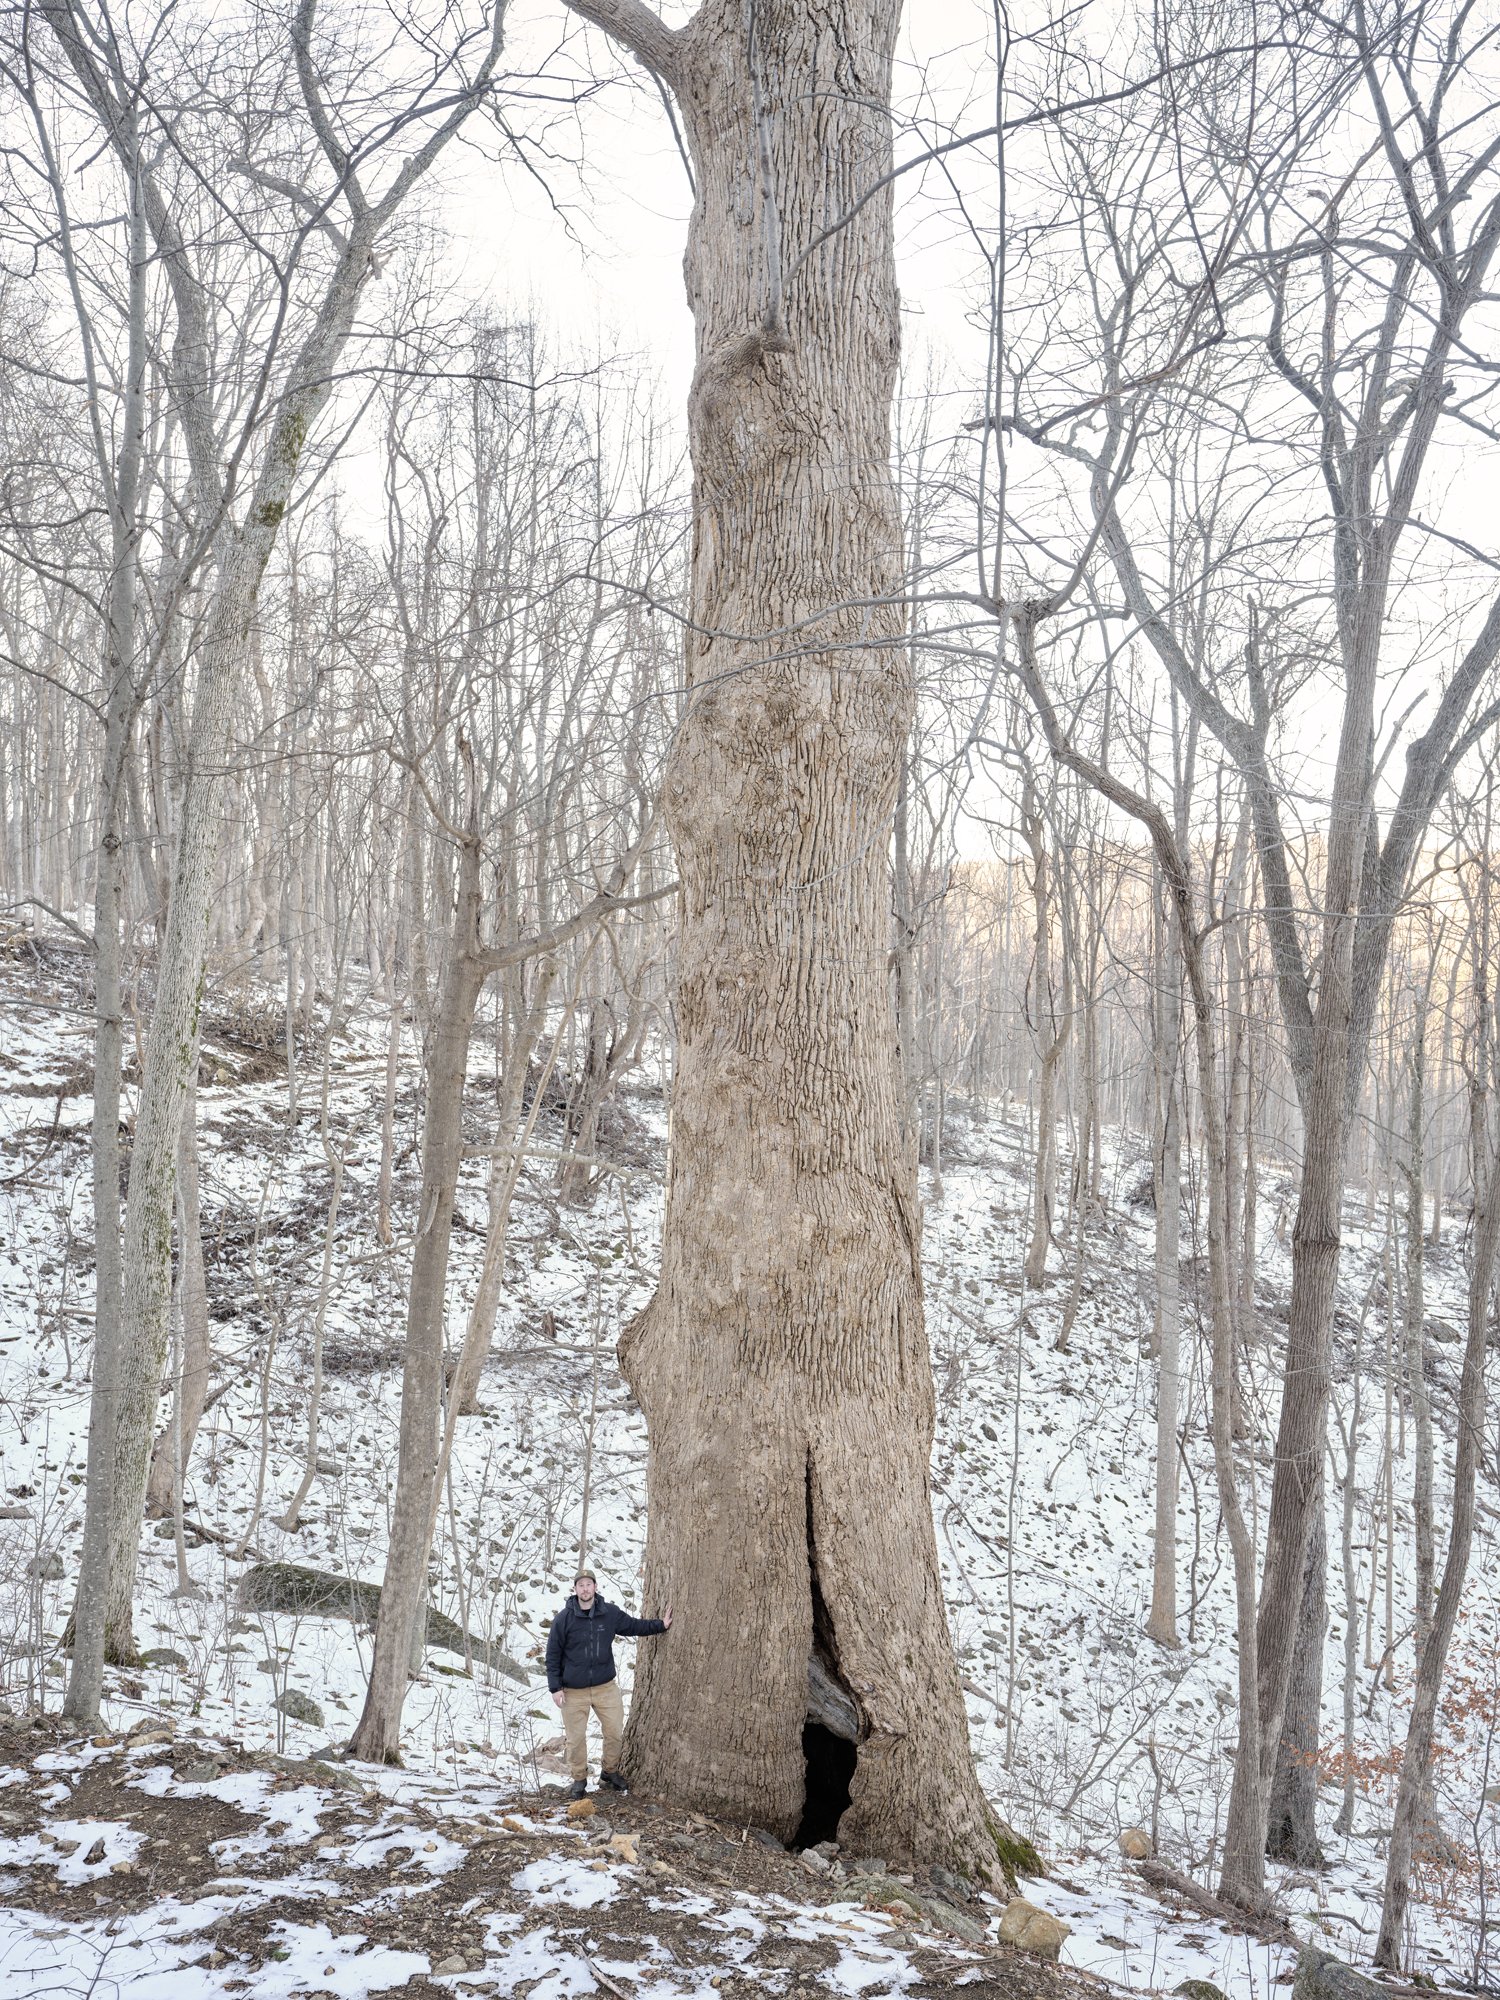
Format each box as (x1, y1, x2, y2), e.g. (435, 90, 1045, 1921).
(999, 1896, 1072, 1960)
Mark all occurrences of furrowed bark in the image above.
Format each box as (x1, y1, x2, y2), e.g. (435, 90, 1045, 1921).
(575, 0, 1019, 1876)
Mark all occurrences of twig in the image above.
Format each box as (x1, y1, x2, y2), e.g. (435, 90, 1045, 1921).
(0, 1093, 65, 1188)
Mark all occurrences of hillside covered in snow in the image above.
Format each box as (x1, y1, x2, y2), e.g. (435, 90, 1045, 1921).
(3, 936, 1497, 1998)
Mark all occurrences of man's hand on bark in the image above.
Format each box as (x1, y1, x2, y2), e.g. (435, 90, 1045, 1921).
(662, 1607, 673, 1629)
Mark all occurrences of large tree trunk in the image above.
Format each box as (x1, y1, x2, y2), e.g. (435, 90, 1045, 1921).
(570, 0, 1017, 1879)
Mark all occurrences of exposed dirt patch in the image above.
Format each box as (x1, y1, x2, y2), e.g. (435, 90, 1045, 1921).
(0, 1716, 1102, 1998)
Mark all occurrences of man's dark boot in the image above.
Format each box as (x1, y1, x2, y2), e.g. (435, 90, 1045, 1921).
(600, 1770, 629, 1794)
(569, 1779, 588, 1800)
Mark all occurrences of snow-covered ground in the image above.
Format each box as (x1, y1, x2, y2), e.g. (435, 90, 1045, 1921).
(0, 1718, 1023, 1997)
(2, 938, 1497, 1997)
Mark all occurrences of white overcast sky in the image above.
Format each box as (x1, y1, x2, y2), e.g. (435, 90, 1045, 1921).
(419, 1, 1496, 859)
(450, 1, 1011, 411)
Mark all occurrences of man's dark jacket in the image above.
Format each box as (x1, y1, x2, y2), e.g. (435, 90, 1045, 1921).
(545, 1594, 666, 1691)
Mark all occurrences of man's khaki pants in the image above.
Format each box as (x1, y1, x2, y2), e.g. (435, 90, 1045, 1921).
(561, 1680, 624, 1780)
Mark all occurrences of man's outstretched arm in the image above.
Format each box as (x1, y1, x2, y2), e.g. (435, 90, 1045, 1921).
(613, 1605, 674, 1636)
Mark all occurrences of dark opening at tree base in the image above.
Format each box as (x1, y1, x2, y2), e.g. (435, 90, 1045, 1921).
(1265, 1811, 1323, 1869)
(795, 1719, 856, 1848)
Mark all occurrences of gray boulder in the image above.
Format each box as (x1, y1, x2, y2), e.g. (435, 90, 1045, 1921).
(1293, 1948, 1390, 2000)
(924, 1894, 988, 1944)
(140, 1647, 189, 1670)
(273, 1689, 324, 1727)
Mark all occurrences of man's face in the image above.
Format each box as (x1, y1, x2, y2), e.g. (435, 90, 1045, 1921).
(575, 1575, 596, 1607)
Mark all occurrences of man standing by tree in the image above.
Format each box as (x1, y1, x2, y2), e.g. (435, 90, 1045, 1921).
(547, 1572, 673, 1798)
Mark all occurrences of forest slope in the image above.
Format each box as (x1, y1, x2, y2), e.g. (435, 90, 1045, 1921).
(1, 937, 1496, 1996)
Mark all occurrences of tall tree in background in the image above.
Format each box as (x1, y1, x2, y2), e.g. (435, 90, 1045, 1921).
(1376, 893, 1500, 1965)
(1222, 6, 1500, 1893)
(1, 27, 151, 1726)
(37, 0, 513, 1718)
(563, 0, 1018, 1872)
(981, 0, 1500, 1900)
(347, 334, 677, 1760)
